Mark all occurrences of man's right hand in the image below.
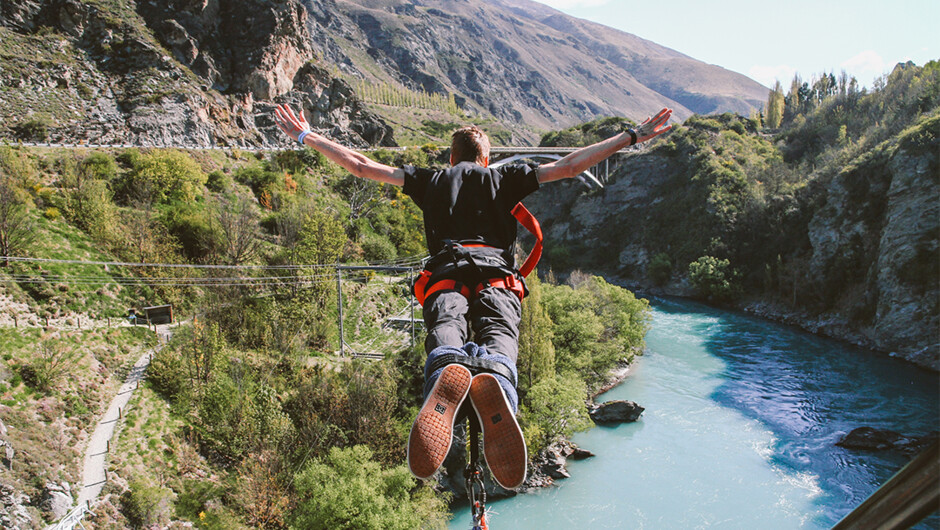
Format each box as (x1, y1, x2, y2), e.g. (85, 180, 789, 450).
(274, 104, 311, 143)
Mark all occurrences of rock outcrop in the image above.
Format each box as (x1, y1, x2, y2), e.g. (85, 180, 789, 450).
(40, 481, 72, 520)
(0, 0, 393, 148)
(525, 115, 939, 370)
(589, 400, 645, 423)
(0, 483, 32, 530)
(836, 427, 939, 456)
(522, 439, 595, 491)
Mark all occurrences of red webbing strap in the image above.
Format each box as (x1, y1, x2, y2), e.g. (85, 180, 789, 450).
(512, 203, 542, 278)
(475, 275, 525, 302)
(413, 269, 471, 306)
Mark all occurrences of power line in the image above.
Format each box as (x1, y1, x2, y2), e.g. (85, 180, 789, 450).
(0, 255, 427, 270)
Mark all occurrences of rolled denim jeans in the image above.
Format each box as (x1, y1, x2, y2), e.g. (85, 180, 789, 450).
(423, 342, 518, 413)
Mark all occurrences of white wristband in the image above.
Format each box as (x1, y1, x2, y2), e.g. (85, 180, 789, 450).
(297, 130, 311, 145)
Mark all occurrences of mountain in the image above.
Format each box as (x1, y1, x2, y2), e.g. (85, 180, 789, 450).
(0, 0, 768, 146)
(302, 0, 768, 138)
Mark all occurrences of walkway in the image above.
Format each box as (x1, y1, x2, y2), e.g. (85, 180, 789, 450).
(75, 324, 172, 508)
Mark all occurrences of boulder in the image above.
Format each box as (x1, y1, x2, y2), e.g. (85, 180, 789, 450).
(589, 400, 644, 423)
(40, 482, 72, 520)
(837, 427, 940, 456)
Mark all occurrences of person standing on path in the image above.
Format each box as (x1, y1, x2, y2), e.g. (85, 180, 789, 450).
(274, 104, 672, 489)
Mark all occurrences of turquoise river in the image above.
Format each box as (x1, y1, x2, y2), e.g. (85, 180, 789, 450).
(451, 297, 939, 529)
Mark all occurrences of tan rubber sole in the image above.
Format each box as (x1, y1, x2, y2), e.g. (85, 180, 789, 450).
(469, 373, 527, 489)
(408, 364, 472, 480)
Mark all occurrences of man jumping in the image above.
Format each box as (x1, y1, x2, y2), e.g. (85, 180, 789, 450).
(274, 104, 672, 489)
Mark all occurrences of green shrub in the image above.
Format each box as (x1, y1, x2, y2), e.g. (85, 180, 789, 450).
(157, 202, 221, 260)
(14, 118, 50, 141)
(118, 150, 207, 205)
(206, 170, 231, 192)
(519, 373, 592, 448)
(360, 232, 397, 263)
(688, 255, 740, 302)
(290, 445, 449, 530)
(647, 252, 673, 286)
(120, 479, 174, 529)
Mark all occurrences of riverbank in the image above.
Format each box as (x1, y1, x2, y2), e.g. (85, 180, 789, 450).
(621, 278, 939, 373)
(518, 358, 639, 492)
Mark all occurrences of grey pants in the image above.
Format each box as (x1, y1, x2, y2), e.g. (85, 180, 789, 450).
(423, 285, 522, 364)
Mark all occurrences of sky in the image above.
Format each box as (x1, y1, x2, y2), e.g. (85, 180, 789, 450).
(533, 0, 939, 89)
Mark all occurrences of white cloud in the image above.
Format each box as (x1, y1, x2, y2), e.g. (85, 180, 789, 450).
(840, 50, 885, 73)
(748, 64, 798, 88)
(535, 0, 613, 8)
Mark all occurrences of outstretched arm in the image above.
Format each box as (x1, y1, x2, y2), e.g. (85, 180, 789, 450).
(537, 108, 673, 184)
(274, 104, 404, 186)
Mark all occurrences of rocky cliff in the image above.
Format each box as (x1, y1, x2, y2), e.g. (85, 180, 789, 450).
(0, 0, 393, 147)
(1, 0, 768, 147)
(524, 113, 939, 370)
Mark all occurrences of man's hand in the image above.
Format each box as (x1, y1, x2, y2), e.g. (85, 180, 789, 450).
(274, 104, 311, 143)
(634, 108, 673, 143)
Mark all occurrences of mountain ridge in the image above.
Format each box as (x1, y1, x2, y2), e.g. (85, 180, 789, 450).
(1, 0, 769, 146)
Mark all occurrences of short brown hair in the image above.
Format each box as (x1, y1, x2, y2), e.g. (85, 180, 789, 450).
(451, 126, 490, 164)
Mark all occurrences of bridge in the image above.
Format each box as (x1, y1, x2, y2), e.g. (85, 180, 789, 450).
(489, 146, 638, 188)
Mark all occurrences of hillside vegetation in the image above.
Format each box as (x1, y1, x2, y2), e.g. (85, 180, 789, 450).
(528, 61, 939, 368)
(0, 131, 650, 527)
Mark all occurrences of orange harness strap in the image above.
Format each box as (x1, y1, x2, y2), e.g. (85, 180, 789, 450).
(511, 202, 542, 279)
(413, 269, 471, 306)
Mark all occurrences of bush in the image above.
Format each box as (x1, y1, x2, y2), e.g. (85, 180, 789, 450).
(290, 445, 449, 530)
(14, 118, 50, 141)
(118, 150, 207, 205)
(157, 202, 221, 260)
(647, 252, 672, 286)
(206, 170, 232, 192)
(120, 480, 173, 529)
(360, 232, 397, 263)
(519, 373, 592, 449)
(79, 152, 118, 181)
(688, 255, 740, 302)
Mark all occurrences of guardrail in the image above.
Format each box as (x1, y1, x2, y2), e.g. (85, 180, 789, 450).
(51, 502, 94, 530)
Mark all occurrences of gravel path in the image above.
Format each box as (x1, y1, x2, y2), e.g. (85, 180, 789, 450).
(76, 325, 172, 508)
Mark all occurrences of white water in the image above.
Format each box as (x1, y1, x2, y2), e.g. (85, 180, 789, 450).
(451, 297, 939, 529)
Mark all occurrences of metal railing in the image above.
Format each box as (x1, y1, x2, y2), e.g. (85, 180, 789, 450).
(832, 440, 939, 529)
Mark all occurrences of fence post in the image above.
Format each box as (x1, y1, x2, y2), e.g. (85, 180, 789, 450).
(409, 267, 415, 348)
(337, 269, 344, 357)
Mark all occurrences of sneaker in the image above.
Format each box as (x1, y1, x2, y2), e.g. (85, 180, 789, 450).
(408, 363, 472, 480)
(469, 373, 527, 489)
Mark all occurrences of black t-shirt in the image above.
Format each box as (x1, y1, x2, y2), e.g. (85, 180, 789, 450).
(402, 161, 540, 266)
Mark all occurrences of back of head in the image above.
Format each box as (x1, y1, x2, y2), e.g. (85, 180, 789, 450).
(451, 126, 491, 165)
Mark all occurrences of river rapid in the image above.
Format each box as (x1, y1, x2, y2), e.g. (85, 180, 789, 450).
(450, 297, 939, 529)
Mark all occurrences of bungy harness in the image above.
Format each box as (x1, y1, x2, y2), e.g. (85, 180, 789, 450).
(412, 202, 543, 305)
